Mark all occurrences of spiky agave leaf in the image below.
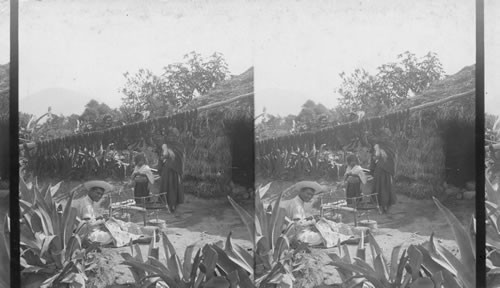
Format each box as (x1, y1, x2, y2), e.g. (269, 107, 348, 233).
(433, 197, 475, 288)
(227, 196, 255, 245)
(224, 232, 254, 275)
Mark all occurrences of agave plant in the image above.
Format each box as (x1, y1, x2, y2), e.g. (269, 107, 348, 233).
(19, 177, 95, 288)
(486, 168, 500, 287)
(330, 231, 453, 288)
(228, 183, 296, 288)
(329, 197, 475, 288)
(0, 214, 10, 288)
(121, 230, 254, 288)
(424, 197, 475, 288)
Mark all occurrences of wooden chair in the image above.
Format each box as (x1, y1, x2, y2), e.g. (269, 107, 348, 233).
(320, 191, 380, 227)
(108, 195, 148, 226)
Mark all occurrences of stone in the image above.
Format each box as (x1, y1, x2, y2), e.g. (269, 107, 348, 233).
(466, 181, 475, 191)
(456, 192, 463, 200)
(445, 186, 460, 196)
(463, 191, 475, 200)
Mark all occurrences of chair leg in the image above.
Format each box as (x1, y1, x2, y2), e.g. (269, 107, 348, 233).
(353, 201, 358, 227)
(374, 196, 382, 214)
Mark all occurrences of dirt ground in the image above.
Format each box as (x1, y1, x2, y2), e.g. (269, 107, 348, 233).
(260, 179, 474, 240)
(98, 193, 253, 287)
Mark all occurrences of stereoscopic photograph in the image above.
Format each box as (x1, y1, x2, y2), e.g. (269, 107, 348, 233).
(0, 0, 486, 287)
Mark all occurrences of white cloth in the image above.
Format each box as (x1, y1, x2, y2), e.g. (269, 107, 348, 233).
(280, 196, 354, 247)
(280, 196, 307, 221)
(314, 218, 353, 247)
(104, 218, 143, 247)
(345, 165, 367, 184)
(297, 229, 324, 246)
(71, 195, 97, 222)
(133, 164, 155, 184)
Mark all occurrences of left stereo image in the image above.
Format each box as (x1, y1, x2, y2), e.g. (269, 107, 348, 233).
(16, 1, 254, 287)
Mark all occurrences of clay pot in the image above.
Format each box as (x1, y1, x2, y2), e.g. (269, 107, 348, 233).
(358, 220, 377, 230)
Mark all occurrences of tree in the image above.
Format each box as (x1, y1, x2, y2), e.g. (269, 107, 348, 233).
(79, 100, 123, 131)
(338, 69, 389, 117)
(120, 51, 229, 118)
(296, 100, 335, 131)
(19, 112, 78, 142)
(337, 51, 444, 117)
(80, 99, 119, 121)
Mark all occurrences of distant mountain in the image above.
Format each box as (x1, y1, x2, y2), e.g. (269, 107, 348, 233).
(255, 88, 310, 117)
(20, 87, 94, 117)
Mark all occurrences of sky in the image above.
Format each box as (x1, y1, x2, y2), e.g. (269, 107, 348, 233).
(0, 0, 9, 64)
(18, 0, 255, 115)
(486, 0, 500, 116)
(15, 0, 476, 117)
(254, 0, 475, 116)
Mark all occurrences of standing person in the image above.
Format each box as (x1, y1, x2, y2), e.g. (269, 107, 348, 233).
(344, 154, 366, 204)
(158, 141, 184, 213)
(131, 153, 154, 206)
(370, 141, 396, 213)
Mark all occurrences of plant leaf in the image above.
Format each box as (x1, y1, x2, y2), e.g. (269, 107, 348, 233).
(227, 196, 255, 245)
(202, 245, 218, 280)
(330, 261, 385, 288)
(203, 276, 230, 288)
(409, 277, 434, 288)
(161, 231, 177, 260)
(407, 245, 423, 281)
(389, 243, 403, 282)
(182, 244, 196, 281)
(435, 241, 475, 288)
(486, 176, 500, 207)
(223, 233, 253, 275)
(433, 197, 475, 262)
